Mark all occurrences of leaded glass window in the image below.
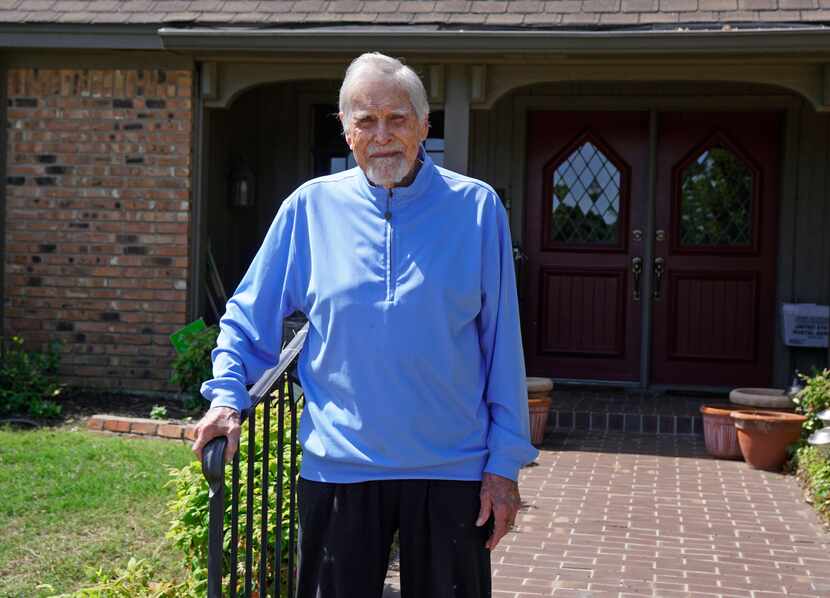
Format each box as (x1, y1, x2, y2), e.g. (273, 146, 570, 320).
(679, 146, 753, 247)
(550, 141, 620, 245)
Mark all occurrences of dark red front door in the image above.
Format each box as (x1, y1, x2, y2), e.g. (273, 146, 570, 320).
(523, 110, 781, 387)
(650, 112, 781, 386)
(524, 111, 650, 381)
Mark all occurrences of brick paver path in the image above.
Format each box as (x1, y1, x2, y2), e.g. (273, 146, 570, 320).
(491, 433, 830, 598)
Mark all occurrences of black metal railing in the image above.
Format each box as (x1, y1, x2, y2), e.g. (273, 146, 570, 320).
(201, 323, 309, 598)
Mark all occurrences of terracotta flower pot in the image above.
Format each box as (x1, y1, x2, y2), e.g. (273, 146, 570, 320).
(729, 410, 806, 471)
(527, 377, 553, 446)
(700, 405, 742, 460)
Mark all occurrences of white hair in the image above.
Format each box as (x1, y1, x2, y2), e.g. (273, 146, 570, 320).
(339, 52, 429, 133)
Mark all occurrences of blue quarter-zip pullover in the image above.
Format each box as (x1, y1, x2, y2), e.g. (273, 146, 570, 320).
(201, 152, 538, 482)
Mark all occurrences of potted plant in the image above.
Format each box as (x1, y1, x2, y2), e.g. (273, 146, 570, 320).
(730, 410, 806, 471)
(699, 405, 742, 460)
(527, 377, 553, 446)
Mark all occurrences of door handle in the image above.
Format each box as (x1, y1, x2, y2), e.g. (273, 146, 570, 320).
(631, 256, 643, 301)
(653, 257, 666, 301)
(512, 243, 528, 265)
(512, 243, 527, 302)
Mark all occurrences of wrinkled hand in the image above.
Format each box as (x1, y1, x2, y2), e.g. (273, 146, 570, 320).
(192, 406, 241, 464)
(475, 472, 522, 551)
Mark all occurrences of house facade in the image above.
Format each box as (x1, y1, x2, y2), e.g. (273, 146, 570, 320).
(2, 1, 830, 393)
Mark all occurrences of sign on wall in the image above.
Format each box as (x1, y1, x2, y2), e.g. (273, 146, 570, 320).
(782, 303, 829, 348)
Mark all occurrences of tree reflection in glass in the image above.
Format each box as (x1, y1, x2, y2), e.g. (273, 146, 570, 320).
(550, 141, 620, 245)
(679, 146, 753, 247)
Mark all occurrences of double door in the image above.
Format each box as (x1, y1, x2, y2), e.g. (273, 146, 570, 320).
(523, 110, 781, 388)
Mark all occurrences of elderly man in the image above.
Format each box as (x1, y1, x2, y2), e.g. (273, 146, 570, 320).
(192, 52, 538, 598)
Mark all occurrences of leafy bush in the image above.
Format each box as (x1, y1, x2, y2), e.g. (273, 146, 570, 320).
(793, 369, 830, 436)
(48, 557, 201, 598)
(170, 326, 219, 413)
(0, 335, 62, 419)
(150, 405, 168, 420)
(788, 370, 830, 526)
(166, 396, 302, 597)
(792, 444, 830, 525)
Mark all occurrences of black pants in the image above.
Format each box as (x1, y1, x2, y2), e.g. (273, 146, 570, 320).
(296, 477, 492, 598)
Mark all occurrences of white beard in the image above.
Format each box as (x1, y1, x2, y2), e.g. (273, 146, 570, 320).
(366, 156, 411, 187)
(364, 143, 412, 187)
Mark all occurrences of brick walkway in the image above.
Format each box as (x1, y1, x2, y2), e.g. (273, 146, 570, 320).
(491, 433, 830, 598)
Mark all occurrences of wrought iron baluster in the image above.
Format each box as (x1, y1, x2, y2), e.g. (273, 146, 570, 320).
(201, 436, 226, 598)
(287, 380, 299, 598)
(244, 409, 255, 595)
(231, 449, 240, 598)
(272, 381, 285, 597)
(259, 396, 271, 596)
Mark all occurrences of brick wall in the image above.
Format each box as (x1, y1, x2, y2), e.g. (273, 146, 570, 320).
(4, 68, 193, 392)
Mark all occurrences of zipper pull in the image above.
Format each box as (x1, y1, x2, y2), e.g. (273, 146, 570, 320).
(385, 189, 392, 221)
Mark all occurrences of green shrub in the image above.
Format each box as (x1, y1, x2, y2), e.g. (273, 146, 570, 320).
(48, 557, 201, 598)
(150, 405, 168, 420)
(793, 369, 830, 437)
(166, 397, 302, 597)
(0, 335, 62, 419)
(792, 444, 830, 525)
(170, 326, 219, 413)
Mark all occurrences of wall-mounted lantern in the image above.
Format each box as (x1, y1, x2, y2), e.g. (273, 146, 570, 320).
(228, 161, 255, 208)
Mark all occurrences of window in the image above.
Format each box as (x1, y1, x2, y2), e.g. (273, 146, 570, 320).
(678, 145, 753, 247)
(549, 140, 621, 245)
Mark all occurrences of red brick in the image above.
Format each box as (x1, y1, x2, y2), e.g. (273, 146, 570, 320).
(102, 416, 131, 433)
(157, 423, 184, 439)
(86, 415, 105, 430)
(130, 420, 159, 435)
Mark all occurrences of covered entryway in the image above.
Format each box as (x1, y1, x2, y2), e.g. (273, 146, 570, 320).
(201, 80, 344, 306)
(198, 78, 445, 322)
(523, 108, 781, 388)
(189, 67, 829, 391)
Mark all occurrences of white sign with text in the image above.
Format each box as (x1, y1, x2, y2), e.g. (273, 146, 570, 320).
(782, 303, 829, 348)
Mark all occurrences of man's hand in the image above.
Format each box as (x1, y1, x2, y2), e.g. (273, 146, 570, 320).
(475, 472, 522, 551)
(192, 406, 241, 464)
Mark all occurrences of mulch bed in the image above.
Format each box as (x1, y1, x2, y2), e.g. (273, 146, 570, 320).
(3, 388, 207, 429)
(59, 388, 204, 420)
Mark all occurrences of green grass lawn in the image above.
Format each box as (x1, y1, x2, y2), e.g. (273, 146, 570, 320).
(0, 424, 195, 597)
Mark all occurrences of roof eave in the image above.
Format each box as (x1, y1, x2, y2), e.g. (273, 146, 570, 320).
(0, 24, 162, 50)
(158, 26, 830, 55)
(0, 23, 829, 55)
